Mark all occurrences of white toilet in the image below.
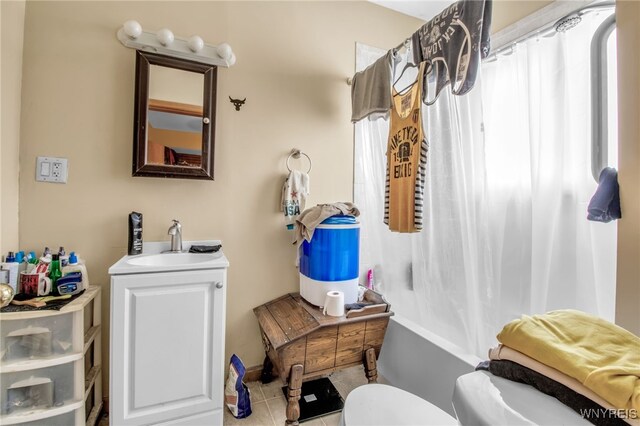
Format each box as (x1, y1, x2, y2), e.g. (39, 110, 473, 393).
(340, 371, 593, 425)
(339, 384, 457, 426)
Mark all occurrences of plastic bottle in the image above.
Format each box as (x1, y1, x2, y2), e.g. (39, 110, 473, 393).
(25, 251, 38, 273)
(49, 254, 63, 296)
(128, 212, 143, 255)
(15, 251, 27, 275)
(35, 252, 52, 274)
(58, 247, 69, 267)
(1, 252, 19, 292)
(61, 252, 89, 290)
(372, 264, 383, 293)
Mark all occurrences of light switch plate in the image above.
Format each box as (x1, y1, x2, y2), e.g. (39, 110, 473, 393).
(36, 156, 68, 183)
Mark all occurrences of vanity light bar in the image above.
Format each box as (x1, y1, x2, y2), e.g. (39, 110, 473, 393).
(116, 20, 236, 67)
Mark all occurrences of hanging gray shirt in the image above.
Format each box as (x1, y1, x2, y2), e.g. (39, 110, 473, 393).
(350, 50, 394, 122)
(414, 0, 492, 104)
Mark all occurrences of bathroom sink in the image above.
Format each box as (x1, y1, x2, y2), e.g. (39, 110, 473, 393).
(126, 252, 221, 267)
(108, 240, 229, 275)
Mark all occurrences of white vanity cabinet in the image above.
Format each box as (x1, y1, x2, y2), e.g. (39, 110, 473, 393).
(109, 242, 228, 426)
(0, 286, 102, 426)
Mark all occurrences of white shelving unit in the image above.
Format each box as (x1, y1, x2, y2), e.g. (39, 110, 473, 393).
(0, 286, 102, 425)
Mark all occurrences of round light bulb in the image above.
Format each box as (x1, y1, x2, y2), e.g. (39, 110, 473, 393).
(123, 20, 142, 39)
(216, 43, 233, 60)
(187, 35, 204, 53)
(156, 28, 174, 46)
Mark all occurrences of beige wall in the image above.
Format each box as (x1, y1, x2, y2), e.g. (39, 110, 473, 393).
(17, 1, 421, 396)
(491, 0, 553, 33)
(615, 0, 640, 334)
(0, 0, 26, 256)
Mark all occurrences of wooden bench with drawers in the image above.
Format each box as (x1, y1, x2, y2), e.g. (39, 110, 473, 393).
(254, 292, 393, 425)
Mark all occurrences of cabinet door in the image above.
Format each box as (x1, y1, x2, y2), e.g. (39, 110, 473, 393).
(110, 268, 226, 425)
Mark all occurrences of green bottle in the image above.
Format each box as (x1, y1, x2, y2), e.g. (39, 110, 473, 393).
(49, 254, 63, 296)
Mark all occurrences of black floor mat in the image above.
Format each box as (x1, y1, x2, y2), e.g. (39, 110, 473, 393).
(281, 377, 344, 423)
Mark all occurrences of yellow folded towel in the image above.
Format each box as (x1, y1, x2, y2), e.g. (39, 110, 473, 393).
(497, 309, 640, 413)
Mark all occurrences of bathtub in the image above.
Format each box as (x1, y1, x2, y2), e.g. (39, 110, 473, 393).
(377, 315, 483, 417)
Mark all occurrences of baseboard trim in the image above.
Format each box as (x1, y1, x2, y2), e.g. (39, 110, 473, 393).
(244, 364, 264, 382)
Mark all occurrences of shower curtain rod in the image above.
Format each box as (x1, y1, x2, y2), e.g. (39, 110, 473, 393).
(346, 38, 408, 85)
(347, 0, 614, 85)
(394, 38, 410, 51)
(487, 0, 614, 60)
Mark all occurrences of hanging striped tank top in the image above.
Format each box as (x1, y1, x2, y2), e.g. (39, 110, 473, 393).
(384, 62, 428, 233)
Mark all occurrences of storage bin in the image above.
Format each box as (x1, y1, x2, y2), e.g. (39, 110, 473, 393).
(1, 313, 76, 363)
(0, 286, 101, 426)
(1, 360, 81, 416)
(6, 406, 83, 425)
(299, 215, 360, 306)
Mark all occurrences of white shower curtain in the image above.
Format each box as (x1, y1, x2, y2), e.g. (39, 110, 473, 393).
(354, 10, 617, 359)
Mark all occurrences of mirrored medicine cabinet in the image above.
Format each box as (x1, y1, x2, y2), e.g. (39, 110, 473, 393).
(132, 51, 217, 180)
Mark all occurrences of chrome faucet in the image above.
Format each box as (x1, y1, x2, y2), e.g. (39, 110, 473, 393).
(168, 219, 182, 252)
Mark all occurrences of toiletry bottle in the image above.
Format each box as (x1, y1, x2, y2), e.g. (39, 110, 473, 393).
(35, 252, 52, 274)
(58, 247, 69, 267)
(128, 212, 143, 255)
(61, 252, 89, 290)
(43, 247, 51, 257)
(49, 254, 63, 296)
(25, 252, 34, 273)
(15, 251, 27, 275)
(25, 251, 38, 273)
(1, 252, 19, 292)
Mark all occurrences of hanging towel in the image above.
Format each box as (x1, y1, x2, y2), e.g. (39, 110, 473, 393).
(414, 0, 492, 103)
(588, 167, 621, 223)
(295, 202, 360, 244)
(351, 51, 394, 123)
(281, 170, 310, 230)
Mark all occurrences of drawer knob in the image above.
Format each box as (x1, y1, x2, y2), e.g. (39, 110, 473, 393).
(215, 282, 224, 289)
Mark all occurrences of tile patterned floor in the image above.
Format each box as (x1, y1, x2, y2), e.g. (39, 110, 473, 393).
(224, 365, 388, 426)
(97, 365, 385, 426)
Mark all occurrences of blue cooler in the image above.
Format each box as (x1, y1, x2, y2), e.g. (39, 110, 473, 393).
(299, 215, 360, 306)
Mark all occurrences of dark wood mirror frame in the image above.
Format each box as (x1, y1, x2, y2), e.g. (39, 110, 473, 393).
(132, 51, 217, 180)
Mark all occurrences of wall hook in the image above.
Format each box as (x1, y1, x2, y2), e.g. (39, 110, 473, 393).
(229, 96, 246, 111)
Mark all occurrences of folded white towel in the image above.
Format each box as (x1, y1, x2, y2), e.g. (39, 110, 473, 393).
(281, 171, 310, 230)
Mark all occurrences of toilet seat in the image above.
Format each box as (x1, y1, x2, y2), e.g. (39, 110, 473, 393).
(339, 384, 457, 426)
